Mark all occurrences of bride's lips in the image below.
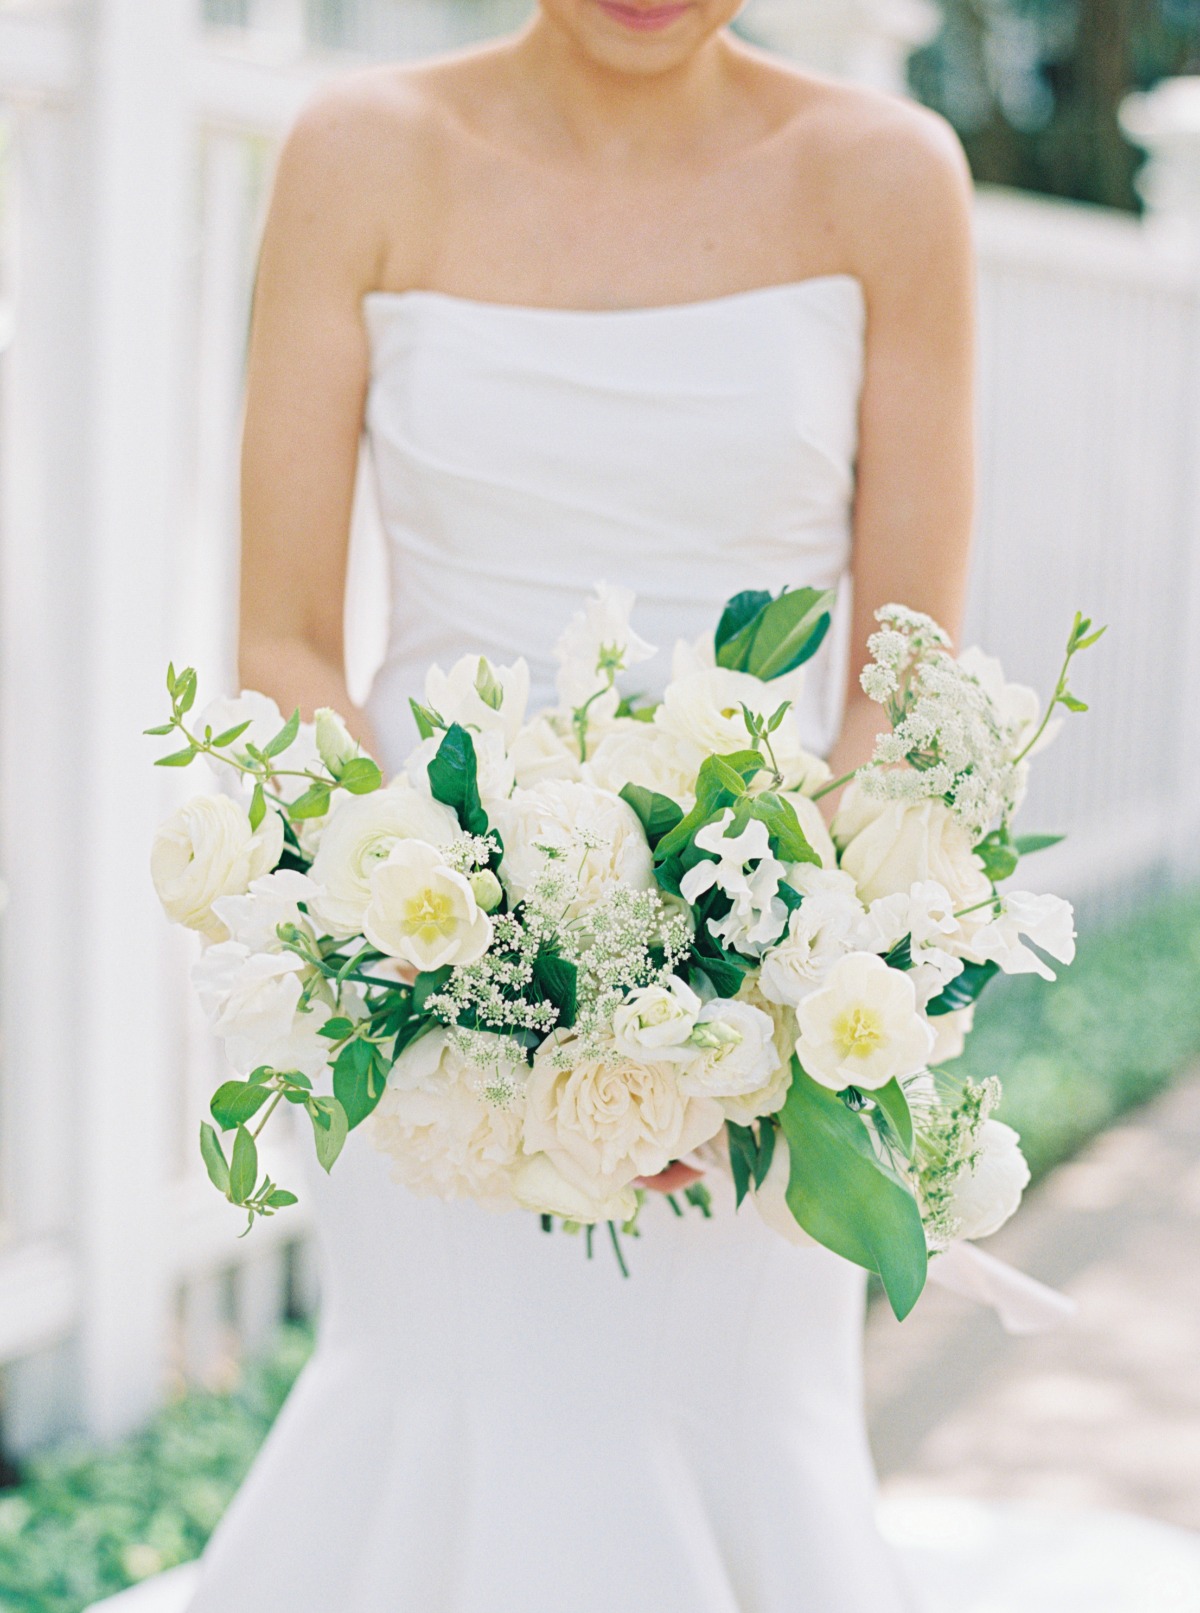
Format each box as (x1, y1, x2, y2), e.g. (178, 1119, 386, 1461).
(593, 0, 692, 31)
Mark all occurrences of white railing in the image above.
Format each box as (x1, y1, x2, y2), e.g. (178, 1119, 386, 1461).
(0, 3, 1198, 1450)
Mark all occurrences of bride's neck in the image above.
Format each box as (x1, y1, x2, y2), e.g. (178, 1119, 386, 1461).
(510, 15, 739, 160)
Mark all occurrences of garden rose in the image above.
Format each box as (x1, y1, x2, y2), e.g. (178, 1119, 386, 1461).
(833, 783, 992, 908)
(151, 794, 283, 942)
(510, 1153, 639, 1225)
(492, 779, 653, 919)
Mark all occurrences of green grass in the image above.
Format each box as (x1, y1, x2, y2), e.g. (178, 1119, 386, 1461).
(2, 884, 1200, 1611)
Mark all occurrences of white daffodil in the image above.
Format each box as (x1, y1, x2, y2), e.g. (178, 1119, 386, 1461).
(961, 890, 1076, 981)
(681, 812, 790, 958)
(365, 839, 494, 972)
(794, 951, 935, 1092)
(612, 978, 702, 1064)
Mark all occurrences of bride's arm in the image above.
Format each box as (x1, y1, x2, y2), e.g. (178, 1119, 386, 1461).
(822, 103, 978, 804)
(238, 78, 427, 754)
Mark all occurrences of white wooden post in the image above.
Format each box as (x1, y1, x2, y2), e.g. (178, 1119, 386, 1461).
(740, 0, 941, 95)
(73, 0, 196, 1440)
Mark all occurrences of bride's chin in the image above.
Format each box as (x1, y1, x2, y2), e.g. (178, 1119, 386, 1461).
(533, 0, 729, 75)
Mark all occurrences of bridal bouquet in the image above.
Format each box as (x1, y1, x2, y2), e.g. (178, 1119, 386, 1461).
(149, 585, 1101, 1317)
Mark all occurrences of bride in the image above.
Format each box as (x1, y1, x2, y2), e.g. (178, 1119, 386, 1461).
(190, 2, 974, 1608)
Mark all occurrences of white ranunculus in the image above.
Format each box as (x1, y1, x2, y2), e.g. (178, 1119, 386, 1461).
(365, 840, 493, 971)
(424, 654, 531, 748)
(585, 722, 696, 804)
(509, 715, 585, 787)
(833, 782, 993, 909)
(492, 779, 653, 919)
(210, 869, 322, 953)
(950, 1119, 1030, 1240)
(758, 875, 865, 1008)
(794, 951, 935, 1092)
(406, 728, 515, 807)
(370, 1029, 524, 1209)
(523, 1036, 724, 1197)
(308, 784, 461, 937)
(192, 944, 332, 1077)
(613, 978, 702, 1064)
(510, 1152, 639, 1225)
(680, 998, 780, 1100)
(655, 665, 809, 775)
(961, 891, 1076, 981)
(555, 583, 656, 717)
(151, 795, 284, 942)
(314, 707, 358, 774)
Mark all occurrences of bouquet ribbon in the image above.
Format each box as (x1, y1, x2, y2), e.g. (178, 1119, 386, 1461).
(928, 1241, 1076, 1334)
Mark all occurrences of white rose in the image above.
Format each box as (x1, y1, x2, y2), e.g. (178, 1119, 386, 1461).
(523, 1036, 724, 1196)
(210, 869, 322, 953)
(719, 983, 797, 1124)
(794, 951, 935, 1092)
(308, 784, 461, 937)
(314, 707, 359, 774)
(613, 978, 701, 1064)
(555, 583, 656, 717)
(492, 779, 653, 919)
(509, 715, 584, 788)
(833, 782, 993, 909)
(680, 998, 780, 1099)
(424, 654, 531, 748)
(655, 665, 809, 775)
(191, 944, 333, 1077)
(950, 1119, 1030, 1240)
(364, 839, 493, 971)
(370, 1029, 524, 1209)
(406, 728, 515, 807)
(585, 723, 696, 804)
(509, 1152, 639, 1225)
(151, 795, 284, 942)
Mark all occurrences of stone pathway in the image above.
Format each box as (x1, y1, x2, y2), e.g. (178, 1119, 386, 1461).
(866, 1071, 1200, 1531)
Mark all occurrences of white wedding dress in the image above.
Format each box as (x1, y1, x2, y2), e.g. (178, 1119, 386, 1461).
(91, 281, 1200, 1613)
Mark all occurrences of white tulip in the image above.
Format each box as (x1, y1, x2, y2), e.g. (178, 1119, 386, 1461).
(794, 951, 935, 1092)
(834, 783, 993, 909)
(308, 784, 460, 938)
(680, 998, 780, 1099)
(612, 978, 702, 1064)
(950, 1119, 1030, 1240)
(424, 654, 531, 748)
(151, 795, 283, 942)
(365, 839, 493, 972)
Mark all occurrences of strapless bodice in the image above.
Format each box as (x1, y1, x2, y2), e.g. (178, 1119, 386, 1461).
(362, 277, 866, 771)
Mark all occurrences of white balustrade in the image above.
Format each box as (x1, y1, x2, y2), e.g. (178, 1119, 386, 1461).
(0, 5, 1198, 1450)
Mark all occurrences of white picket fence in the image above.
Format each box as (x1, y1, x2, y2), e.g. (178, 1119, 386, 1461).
(0, 1, 1199, 1454)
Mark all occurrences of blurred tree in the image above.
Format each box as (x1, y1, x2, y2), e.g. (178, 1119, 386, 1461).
(910, 0, 1200, 210)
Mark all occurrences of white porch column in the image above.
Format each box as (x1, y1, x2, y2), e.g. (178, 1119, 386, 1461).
(73, 0, 195, 1439)
(1122, 78, 1200, 250)
(740, 0, 941, 95)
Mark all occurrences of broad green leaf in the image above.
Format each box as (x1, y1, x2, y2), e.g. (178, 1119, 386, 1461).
(726, 1122, 756, 1207)
(1014, 832, 1065, 857)
(310, 1097, 349, 1172)
(210, 1080, 271, 1132)
(974, 830, 1019, 884)
(753, 1119, 777, 1188)
(333, 1039, 387, 1131)
(688, 938, 752, 998)
(720, 588, 836, 681)
(248, 781, 266, 832)
(780, 1058, 927, 1320)
(733, 791, 821, 866)
(155, 746, 196, 767)
(532, 951, 579, 1028)
(619, 784, 684, 848)
(872, 1079, 915, 1159)
(926, 960, 1000, 1017)
(714, 589, 772, 663)
(427, 723, 489, 838)
(262, 708, 301, 759)
(287, 782, 332, 820)
(211, 719, 252, 748)
(655, 751, 761, 860)
(883, 935, 914, 971)
(337, 757, 382, 795)
(199, 1123, 230, 1195)
(229, 1125, 259, 1205)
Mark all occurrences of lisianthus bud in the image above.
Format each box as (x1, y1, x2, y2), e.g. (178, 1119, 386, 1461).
(469, 868, 504, 913)
(315, 708, 358, 775)
(689, 1019, 743, 1053)
(474, 658, 505, 712)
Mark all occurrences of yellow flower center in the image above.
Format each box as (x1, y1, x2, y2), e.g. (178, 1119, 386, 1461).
(831, 1005, 885, 1060)
(400, 887, 457, 947)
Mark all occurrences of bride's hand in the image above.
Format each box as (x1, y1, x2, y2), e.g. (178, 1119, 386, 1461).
(636, 1161, 705, 1194)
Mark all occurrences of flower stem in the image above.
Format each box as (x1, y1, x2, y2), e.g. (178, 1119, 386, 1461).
(607, 1221, 630, 1278)
(251, 1091, 283, 1142)
(810, 768, 860, 803)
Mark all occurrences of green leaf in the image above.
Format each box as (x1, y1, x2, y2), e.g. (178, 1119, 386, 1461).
(199, 1123, 230, 1195)
(714, 589, 772, 662)
(872, 1079, 915, 1159)
(248, 781, 266, 832)
(753, 1119, 777, 1188)
(211, 719, 253, 748)
(166, 661, 178, 697)
(718, 588, 836, 680)
(310, 1097, 349, 1172)
(734, 791, 821, 866)
(926, 959, 1000, 1017)
(883, 935, 914, 971)
(262, 708, 301, 759)
(155, 746, 197, 767)
(655, 751, 760, 861)
(413, 967, 453, 1015)
(619, 784, 685, 849)
(780, 1059, 927, 1320)
(210, 1080, 272, 1132)
(175, 668, 198, 715)
(318, 1016, 357, 1041)
(143, 721, 177, 737)
(688, 938, 752, 997)
(1059, 692, 1088, 713)
(287, 782, 332, 820)
(427, 723, 489, 837)
(333, 1039, 387, 1131)
(726, 1122, 756, 1207)
(533, 951, 579, 1028)
(974, 830, 1019, 884)
(265, 1189, 299, 1209)
(409, 698, 440, 741)
(229, 1125, 259, 1206)
(337, 757, 382, 795)
(1013, 832, 1065, 857)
